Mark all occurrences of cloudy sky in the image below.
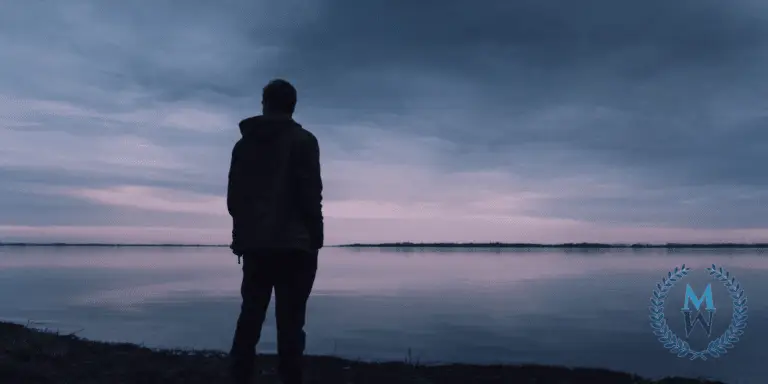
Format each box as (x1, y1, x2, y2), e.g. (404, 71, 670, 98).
(2, 0, 768, 244)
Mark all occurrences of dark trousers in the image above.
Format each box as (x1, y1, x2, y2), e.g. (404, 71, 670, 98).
(230, 249, 318, 384)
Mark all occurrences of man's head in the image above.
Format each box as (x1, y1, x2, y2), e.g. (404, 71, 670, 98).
(261, 79, 297, 116)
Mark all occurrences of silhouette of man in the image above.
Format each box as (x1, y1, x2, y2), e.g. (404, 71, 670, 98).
(228, 79, 323, 384)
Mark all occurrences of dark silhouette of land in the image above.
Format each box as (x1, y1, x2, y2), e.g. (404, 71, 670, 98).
(340, 242, 768, 249)
(0, 242, 227, 247)
(0, 322, 723, 384)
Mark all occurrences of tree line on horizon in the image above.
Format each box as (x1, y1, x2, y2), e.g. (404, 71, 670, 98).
(339, 242, 768, 248)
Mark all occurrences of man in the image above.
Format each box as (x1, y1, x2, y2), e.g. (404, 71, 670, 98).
(227, 79, 323, 384)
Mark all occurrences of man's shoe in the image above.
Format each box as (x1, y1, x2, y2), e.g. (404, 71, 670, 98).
(230, 359, 254, 384)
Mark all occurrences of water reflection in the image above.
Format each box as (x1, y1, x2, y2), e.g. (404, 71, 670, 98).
(0, 246, 765, 383)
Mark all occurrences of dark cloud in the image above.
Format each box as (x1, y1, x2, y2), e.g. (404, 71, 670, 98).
(274, 0, 766, 102)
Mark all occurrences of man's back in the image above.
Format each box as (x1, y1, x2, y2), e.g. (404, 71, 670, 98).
(227, 114, 324, 254)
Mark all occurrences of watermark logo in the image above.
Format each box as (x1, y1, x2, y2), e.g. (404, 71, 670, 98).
(649, 264, 748, 360)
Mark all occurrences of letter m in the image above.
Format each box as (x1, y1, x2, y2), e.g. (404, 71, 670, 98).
(681, 284, 715, 311)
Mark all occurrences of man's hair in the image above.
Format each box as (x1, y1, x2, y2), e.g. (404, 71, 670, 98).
(262, 79, 297, 114)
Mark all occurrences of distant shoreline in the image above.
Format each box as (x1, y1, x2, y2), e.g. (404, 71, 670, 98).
(0, 243, 227, 247)
(339, 242, 768, 249)
(2, 242, 768, 249)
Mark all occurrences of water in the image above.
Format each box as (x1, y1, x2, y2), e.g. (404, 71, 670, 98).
(0, 246, 765, 383)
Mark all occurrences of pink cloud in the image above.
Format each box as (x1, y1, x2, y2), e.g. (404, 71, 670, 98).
(62, 185, 226, 216)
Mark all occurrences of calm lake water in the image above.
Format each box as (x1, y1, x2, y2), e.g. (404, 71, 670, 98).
(0, 246, 765, 383)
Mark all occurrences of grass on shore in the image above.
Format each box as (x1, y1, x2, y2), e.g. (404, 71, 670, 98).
(0, 321, 724, 384)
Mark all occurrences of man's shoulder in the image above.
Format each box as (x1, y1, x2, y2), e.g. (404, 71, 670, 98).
(231, 137, 245, 154)
(291, 124, 319, 145)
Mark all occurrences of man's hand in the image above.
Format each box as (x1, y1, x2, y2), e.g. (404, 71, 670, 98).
(230, 232, 243, 256)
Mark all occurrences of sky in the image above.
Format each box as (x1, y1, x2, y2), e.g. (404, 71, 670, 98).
(2, 0, 768, 244)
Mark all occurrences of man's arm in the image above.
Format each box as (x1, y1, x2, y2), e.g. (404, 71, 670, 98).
(227, 141, 244, 218)
(227, 141, 246, 255)
(296, 133, 324, 249)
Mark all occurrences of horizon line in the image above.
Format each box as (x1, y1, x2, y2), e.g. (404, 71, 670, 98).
(3, 241, 768, 248)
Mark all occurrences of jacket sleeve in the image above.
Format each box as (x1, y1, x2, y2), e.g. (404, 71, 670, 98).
(227, 141, 246, 255)
(296, 133, 324, 249)
(227, 141, 244, 218)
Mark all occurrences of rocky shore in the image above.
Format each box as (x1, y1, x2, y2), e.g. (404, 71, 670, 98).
(0, 321, 724, 383)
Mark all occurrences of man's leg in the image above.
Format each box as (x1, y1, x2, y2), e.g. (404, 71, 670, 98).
(230, 252, 275, 382)
(273, 250, 318, 384)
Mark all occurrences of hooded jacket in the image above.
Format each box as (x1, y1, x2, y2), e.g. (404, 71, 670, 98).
(227, 115, 323, 255)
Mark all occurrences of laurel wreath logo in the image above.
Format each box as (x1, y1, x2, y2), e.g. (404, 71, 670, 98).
(649, 264, 748, 360)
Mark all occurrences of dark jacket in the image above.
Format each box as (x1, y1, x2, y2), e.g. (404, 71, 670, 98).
(227, 115, 323, 255)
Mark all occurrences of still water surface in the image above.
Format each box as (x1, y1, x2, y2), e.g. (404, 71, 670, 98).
(0, 246, 765, 383)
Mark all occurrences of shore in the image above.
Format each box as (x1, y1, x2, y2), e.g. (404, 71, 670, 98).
(0, 322, 724, 384)
(340, 242, 768, 249)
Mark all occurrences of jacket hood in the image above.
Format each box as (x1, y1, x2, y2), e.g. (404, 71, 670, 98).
(238, 115, 300, 138)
